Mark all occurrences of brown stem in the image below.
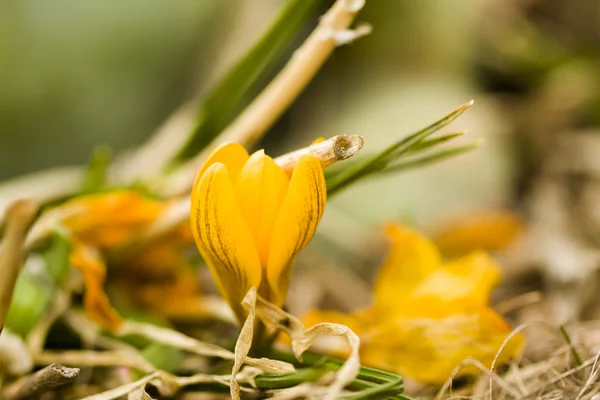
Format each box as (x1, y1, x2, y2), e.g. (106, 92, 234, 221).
(2, 363, 80, 400)
(0, 199, 38, 333)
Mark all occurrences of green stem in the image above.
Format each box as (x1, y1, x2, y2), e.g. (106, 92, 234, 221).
(265, 348, 411, 399)
(252, 366, 335, 390)
(560, 325, 584, 366)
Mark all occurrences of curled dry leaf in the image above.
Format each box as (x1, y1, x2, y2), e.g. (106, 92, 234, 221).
(230, 287, 257, 400)
(127, 388, 155, 400)
(255, 295, 360, 400)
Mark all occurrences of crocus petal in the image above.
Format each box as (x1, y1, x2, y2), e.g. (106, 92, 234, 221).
(267, 155, 326, 306)
(190, 162, 261, 322)
(195, 142, 249, 183)
(410, 250, 502, 306)
(373, 224, 442, 314)
(62, 191, 165, 248)
(434, 210, 524, 258)
(70, 242, 123, 331)
(361, 310, 522, 384)
(234, 150, 289, 265)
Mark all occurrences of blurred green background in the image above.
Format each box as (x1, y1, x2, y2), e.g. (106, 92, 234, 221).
(2, 0, 599, 228)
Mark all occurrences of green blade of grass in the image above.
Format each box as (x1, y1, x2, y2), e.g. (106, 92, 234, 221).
(405, 132, 464, 153)
(380, 141, 482, 175)
(341, 378, 404, 400)
(175, 0, 325, 162)
(560, 325, 584, 366)
(324, 132, 464, 181)
(326, 101, 474, 196)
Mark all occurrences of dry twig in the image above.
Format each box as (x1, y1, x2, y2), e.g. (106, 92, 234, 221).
(2, 363, 80, 400)
(274, 135, 364, 174)
(0, 199, 38, 333)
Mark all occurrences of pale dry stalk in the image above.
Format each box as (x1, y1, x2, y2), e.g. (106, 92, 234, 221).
(165, 0, 369, 196)
(0, 200, 38, 334)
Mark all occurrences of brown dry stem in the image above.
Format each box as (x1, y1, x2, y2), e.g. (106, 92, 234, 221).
(0, 199, 38, 333)
(2, 363, 80, 400)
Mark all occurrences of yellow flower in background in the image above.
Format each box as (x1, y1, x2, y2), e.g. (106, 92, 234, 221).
(303, 224, 524, 384)
(60, 191, 166, 249)
(53, 191, 197, 330)
(190, 142, 326, 323)
(432, 210, 524, 258)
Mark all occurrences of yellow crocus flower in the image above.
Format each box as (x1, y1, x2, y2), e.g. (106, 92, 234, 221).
(190, 142, 326, 322)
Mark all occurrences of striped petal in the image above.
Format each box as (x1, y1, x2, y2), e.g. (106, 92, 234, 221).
(190, 162, 261, 322)
(266, 155, 326, 306)
(234, 150, 289, 266)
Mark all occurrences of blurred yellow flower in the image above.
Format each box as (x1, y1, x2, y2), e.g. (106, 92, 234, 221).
(433, 210, 524, 258)
(190, 142, 326, 323)
(303, 224, 524, 384)
(55, 191, 197, 331)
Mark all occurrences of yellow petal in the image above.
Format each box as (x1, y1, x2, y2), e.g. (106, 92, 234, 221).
(373, 224, 442, 314)
(190, 162, 261, 322)
(361, 309, 523, 383)
(301, 304, 523, 384)
(433, 210, 524, 258)
(69, 242, 123, 331)
(234, 150, 289, 265)
(267, 155, 326, 306)
(195, 142, 249, 184)
(62, 191, 165, 248)
(410, 251, 502, 307)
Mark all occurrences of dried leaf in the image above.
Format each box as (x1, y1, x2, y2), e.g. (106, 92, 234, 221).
(230, 288, 257, 400)
(255, 295, 360, 399)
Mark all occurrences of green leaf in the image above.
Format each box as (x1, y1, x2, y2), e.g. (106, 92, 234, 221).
(266, 349, 409, 399)
(81, 145, 112, 193)
(175, 0, 325, 161)
(253, 367, 334, 390)
(5, 234, 73, 337)
(341, 378, 405, 400)
(43, 233, 72, 285)
(405, 132, 464, 153)
(381, 141, 482, 175)
(326, 101, 474, 196)
(141, 343, 183, 373)
(5, 273, 52, 336)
